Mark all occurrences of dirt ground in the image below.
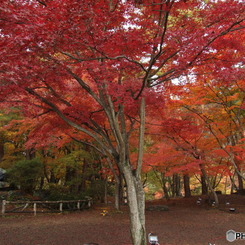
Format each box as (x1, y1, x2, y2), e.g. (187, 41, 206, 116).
(0, 195, 244, 245)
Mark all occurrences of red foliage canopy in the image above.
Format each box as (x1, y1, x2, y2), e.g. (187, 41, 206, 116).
(0, 0, 244, 162)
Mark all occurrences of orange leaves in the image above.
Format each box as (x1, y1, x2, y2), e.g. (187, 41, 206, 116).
(211, 149, 229, 158)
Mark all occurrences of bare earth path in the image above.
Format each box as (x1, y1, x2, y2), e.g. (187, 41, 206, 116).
(0, 196, 244, 245)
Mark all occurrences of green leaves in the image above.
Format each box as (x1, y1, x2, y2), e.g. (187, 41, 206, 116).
(7, 158, 44, 194)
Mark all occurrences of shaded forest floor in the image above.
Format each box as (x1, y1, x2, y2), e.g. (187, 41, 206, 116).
(0, 195, 244, 245)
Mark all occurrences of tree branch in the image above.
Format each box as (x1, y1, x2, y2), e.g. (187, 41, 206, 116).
(25, 87, 112, 155)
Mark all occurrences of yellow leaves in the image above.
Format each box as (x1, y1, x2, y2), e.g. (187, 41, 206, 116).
(100, 209, 109, 216)
(0, 154, 24, 169)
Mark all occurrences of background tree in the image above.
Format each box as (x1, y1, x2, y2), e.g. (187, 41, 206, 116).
(7, 158, 44, 194)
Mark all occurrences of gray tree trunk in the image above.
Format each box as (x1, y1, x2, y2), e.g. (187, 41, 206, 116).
(123, 165, 146, 245)
(200, 164, 219, 206)
(117, 98, 147, 245)
(114, 175, 121, 210)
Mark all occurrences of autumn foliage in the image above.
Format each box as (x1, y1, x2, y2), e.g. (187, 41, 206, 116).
(0, 1, 244, 244)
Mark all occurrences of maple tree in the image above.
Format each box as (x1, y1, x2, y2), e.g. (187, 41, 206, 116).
(180, 80, 245, 187)
(170, 36, 245, 193)
(1, 0, 244, 244)
(145, 64, 244, 202)
(144, 140, 189, 198)
(0, 110, 29, 169)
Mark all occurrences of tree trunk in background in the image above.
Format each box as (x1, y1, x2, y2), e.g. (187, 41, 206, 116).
(183, 174, 191, 197)
(25, 148, 36, 160)
(114, 175, 121, 210)
(49, 170, 59, 184)
(229, 174, 237, 194)
(237, 174, 244, 192)
(237, 165, 244, 191)
(172, 173, 181, 197)
(161, 173, 170, 200)
(201, 175, 208, 195)
(39, 176, 44, 190)
(200, 163, 219, 206)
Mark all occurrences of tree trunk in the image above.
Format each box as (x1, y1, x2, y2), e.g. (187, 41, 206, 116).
(173, 173, 181, 197)
(161, 173, 170, 200)
(114, 176, 121, 210)
(237, 174, 244, 191)
(229, 173, 237, 194)
(123, 165, 147, 245)
(49, 170, 59, 184)
(39, 176, 44, 190)
(25, 148, 36, 160)
(201, 174, 208, 195)
(207, 181, 219, 207)
(183, 174, 191, 198)
(200, 164, 219, 206)
(237, 164, 244, 191)
(116, 98, 147, 245)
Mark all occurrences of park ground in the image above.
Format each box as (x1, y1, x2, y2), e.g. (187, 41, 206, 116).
(0, 195, 244, 245)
